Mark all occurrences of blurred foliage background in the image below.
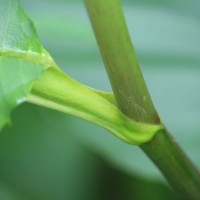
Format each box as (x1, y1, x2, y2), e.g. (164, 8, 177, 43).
(0, 0, 199, 199)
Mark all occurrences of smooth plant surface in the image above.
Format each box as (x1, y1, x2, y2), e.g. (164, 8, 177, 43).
(0, 0, 200, 199)
(84, 1, 200, 199)
(0, 2, 199, 180)
(0, 0, 53, 128)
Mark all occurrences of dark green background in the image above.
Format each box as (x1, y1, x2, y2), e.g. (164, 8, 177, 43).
(0, 0, 199, 199)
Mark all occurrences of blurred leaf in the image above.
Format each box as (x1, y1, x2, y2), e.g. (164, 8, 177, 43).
(0, 183, 25, 200)
(0, 104, 102, 200)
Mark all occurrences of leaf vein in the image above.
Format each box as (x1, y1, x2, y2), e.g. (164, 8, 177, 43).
(0, 1, 12, 51)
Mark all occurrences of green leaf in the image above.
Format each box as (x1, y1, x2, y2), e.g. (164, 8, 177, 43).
(0, 0, 53, 129)
(0, 0, 43, 53)
(0, 57, 46, 128)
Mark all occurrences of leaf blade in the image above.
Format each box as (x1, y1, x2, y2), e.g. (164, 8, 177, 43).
(0, 0, 53, 129)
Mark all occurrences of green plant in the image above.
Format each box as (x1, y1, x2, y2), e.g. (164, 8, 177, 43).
(0, 0, 200, 199)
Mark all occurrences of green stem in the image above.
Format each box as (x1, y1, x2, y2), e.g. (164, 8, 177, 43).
(28, 67, 162, 144)
(84, 0, 159, 124)
(84, 0, 200, 199)
(142, 129, 200, 199)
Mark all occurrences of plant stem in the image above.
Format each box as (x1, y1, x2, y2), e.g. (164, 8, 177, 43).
(84, 0, 200, 199)
(28, 67, 162, 145)
(142, 129, 200, 199)
(84, 0, 159, 124)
